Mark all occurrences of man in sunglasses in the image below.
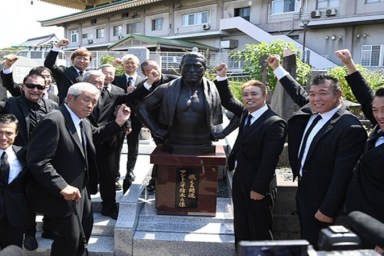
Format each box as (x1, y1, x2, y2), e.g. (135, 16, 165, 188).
(0, 72, 58, 251)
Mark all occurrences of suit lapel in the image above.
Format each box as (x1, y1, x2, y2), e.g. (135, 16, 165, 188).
(305, 107, 343, 162)
(60, 106, 87, 159)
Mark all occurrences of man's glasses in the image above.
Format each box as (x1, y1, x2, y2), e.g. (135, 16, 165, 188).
(24, 83, 45, 90)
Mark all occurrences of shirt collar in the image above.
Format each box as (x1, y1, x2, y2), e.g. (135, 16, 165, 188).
(317, 104, 341, 123)
(249, 104, 269, 120)
(64, 103, 82, 127)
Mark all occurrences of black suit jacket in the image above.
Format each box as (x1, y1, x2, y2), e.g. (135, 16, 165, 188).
(0, 146, 28, 227)
(89, 84, 126, 151)
(280, 74, 367, 218)
(26, 105, 123, 217)
(345, 71, 384, 222)
(113, 74, 145, 127)
(214, 79, 287, 193)
(0, 96, 58, 147)
(44, 50, 82, 103)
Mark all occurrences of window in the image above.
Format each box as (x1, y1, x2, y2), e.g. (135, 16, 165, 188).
(91, 19, 97, 25)
(366, 0, 384, 2)
(126, 23, 138, 34)
(151, 18, 163, 31)
(113, 25, 123, 36)
(182, 12, 208, 26)
(234, 7, 250, 21)
(70, 30, 78, 43)
(317, 0, 339, 9)
(96, 28, 104, 39)
(82, 34, 88, 39)
(361, 45, 384, 67)
(271, 0, 295, 14)
(121, 12, 129, 18)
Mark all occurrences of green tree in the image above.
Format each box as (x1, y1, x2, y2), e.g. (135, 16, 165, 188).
(230, 39, 311, 91)
(100, 55, 124, 75)
(327, 64, 384, 102)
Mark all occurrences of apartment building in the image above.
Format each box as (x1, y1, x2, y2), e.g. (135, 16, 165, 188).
(38, 0, 384, 69)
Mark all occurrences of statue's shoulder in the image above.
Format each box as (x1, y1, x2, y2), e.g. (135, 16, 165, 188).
(159, 77, 181, 89)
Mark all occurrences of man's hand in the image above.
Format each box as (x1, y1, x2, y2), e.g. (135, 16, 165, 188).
(113, 58, 122, 67)
(250, 191, 265, 201)
(127, 85, 136, 94)
(115, 104, 131, 126)
(267, 55, 281, 70)
(315, 210, 334, 223)
(214, 63, 228, 78)
(335, 49, 357, 74)
(56, 38, 70, 48)
(146, 69, 161, 85)
(60, 185, 81, 202)
(3, 54, 19, 69)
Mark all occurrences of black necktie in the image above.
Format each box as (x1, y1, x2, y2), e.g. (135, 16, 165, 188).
(243, 114, 253, 131)
(127, 77, 133, 89)
(368, 129, 384, 150)
(0, 152, 10, 184)
(298, 115, 322, 165)
(79, 121, 87, 157)
(101, 86, 111, 98)
(79, 70, 83, 77)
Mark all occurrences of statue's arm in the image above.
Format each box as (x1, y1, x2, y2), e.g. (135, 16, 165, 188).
(136, 87, 168, 141)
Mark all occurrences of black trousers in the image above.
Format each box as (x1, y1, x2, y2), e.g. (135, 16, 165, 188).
(0, 215, 24, 249)
(26, 203, 54, 236)
(232, 171, 275, 247)
(51, 188, 93, 256)
(96, 142, 120, 210)
(126, 116, 142, 175)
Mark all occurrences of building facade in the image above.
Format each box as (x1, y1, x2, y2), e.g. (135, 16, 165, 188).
(39, 0, 384, 70)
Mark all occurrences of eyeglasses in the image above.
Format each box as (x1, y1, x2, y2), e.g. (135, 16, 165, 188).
(24, 83, 46, 90)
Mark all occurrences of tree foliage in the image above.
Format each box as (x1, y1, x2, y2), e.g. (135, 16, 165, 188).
(230, 39, 311, 91)
(100, 55, 125, 75)
(327, 64, 384, 102)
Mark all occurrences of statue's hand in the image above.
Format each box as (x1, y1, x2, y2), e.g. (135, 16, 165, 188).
(153, 129, 168, 141)
(210, 132, 225, 141)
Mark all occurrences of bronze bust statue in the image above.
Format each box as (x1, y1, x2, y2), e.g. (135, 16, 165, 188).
(137, 52, 223, 154)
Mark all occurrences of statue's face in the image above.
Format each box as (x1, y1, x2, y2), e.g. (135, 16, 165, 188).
(180, 55, 206, 83)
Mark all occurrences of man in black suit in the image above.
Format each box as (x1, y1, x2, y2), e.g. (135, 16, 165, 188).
(27, 82, 131, 256)
(0, 72, 58, 250)
(44, 38, 92, 104)
(268, 55, 367, 248)
(86, 65, 126, 219)
(113, 54, 145, 190)
(117, 59, 178, 193)
(336, 49, 384, 238)
(214, 64, 287, 246)
(1, 55, 59, 103)
(0, 114, 28, 249)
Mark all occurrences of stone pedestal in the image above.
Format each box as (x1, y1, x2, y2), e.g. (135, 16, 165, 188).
(150, 145, 227, 216)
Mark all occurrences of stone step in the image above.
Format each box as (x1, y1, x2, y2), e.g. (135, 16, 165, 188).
(35, 209, 117, 234)
(23, 235, 114, 256)
(132, 231, 234, 256)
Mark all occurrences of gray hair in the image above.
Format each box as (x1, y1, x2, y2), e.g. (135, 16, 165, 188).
(99, 63, 116, 70)
(67, 82, 100, 97)
(81, 69, 105, 82)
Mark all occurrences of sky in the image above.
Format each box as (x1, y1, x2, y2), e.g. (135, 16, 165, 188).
(0, 0, 78, 48)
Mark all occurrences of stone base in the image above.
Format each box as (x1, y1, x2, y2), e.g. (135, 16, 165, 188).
(151, 145, 226, 216)
(162, 142, 216, 155)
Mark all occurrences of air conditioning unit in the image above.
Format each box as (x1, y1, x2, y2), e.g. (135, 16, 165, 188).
(202, 23, 211, 30)
(311, 10, 321, 18)
(326, 8, 337, 16)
